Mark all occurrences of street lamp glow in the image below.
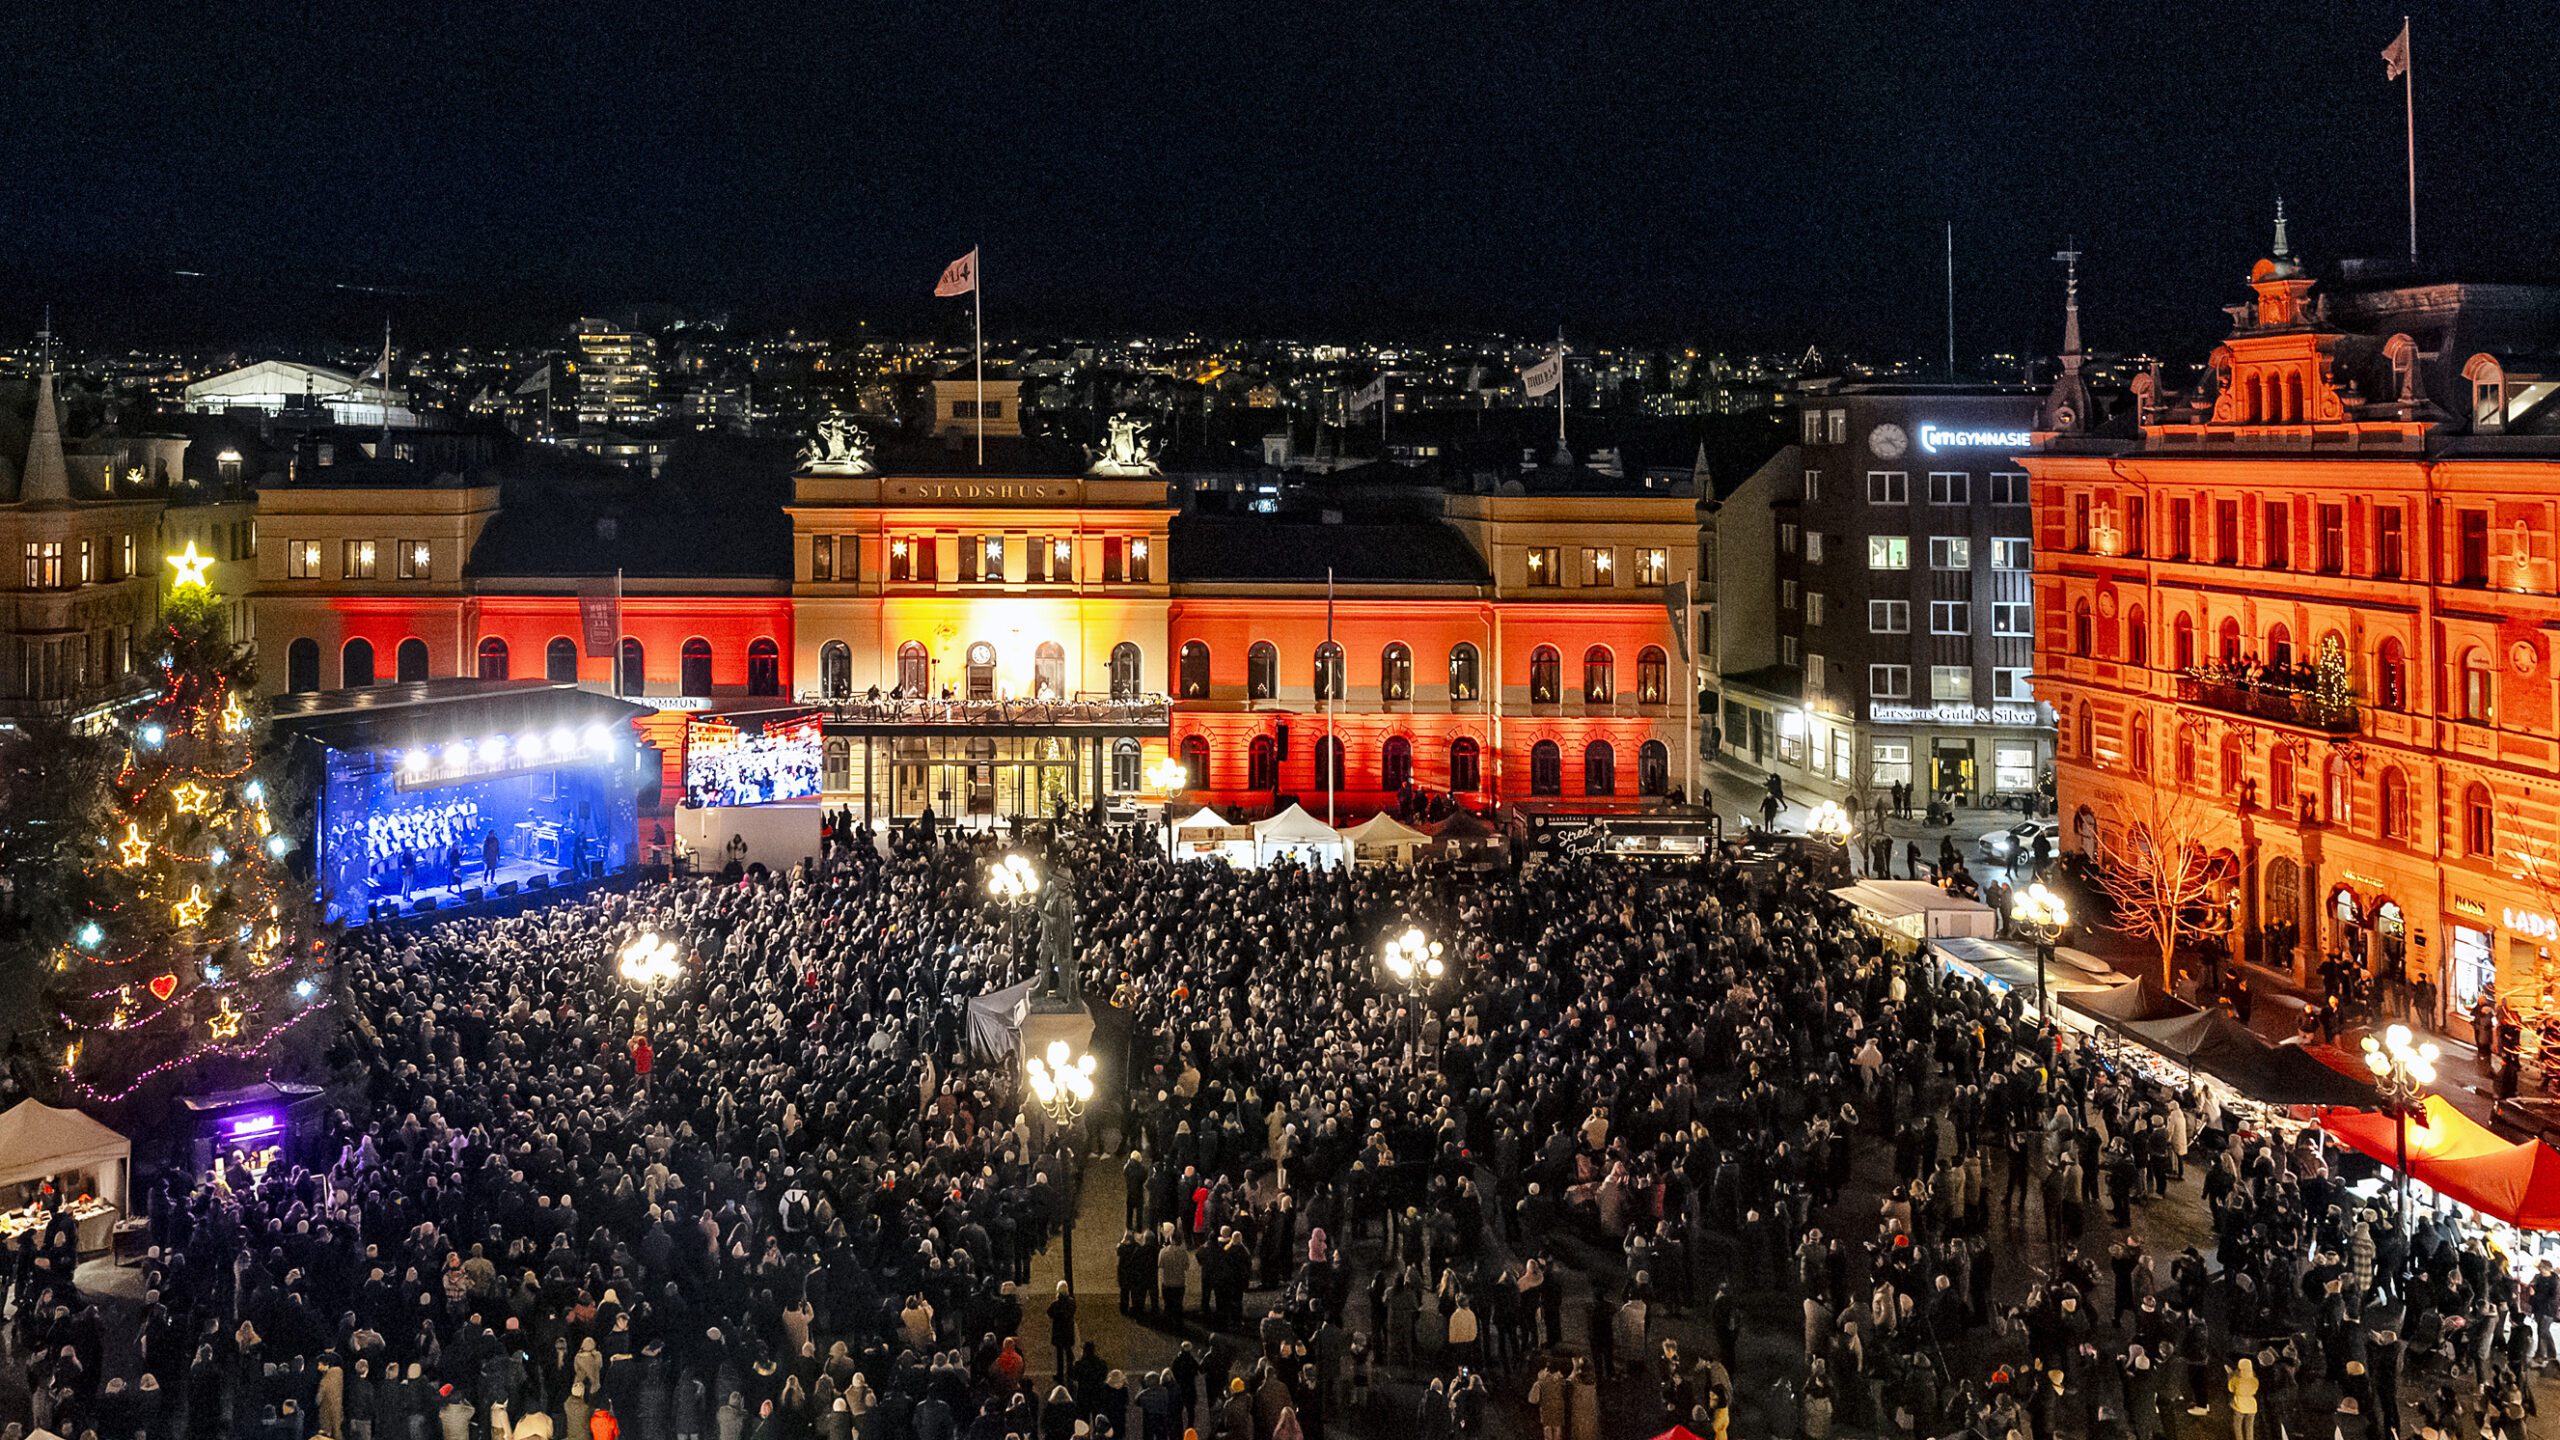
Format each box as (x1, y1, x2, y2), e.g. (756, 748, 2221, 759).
(1805, 799, 1853, 844)
(988, 851, 1042, 902)
(1148, 756, 1189, 792)
(2363, 1025, 2440, 1087)
(1026, 1039, 1097, 1120)
(1382, 926, 1447, 986)
(617, 931, 682, 989)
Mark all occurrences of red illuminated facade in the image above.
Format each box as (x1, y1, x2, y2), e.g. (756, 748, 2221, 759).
(2029, 221, 2560, 1015)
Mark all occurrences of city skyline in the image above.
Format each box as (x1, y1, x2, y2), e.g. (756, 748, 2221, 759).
(10, 4, 2550, 355)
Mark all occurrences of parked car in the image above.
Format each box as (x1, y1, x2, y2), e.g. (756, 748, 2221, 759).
(1977, 820, 2061, 863)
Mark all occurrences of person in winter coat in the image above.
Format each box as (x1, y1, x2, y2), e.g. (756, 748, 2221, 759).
(2226, 1359, 2259, 1440)
(437, 1386, 475, 1440)
(1528, 1364, 1568, 1440)
(317, 1357, 347, 1440)
(1048, 1286, 1079, 1380)
(1158, 1241, 1192, 1326)
(567, 1384, 594, 1440)
(715, 1394, 748, 1440)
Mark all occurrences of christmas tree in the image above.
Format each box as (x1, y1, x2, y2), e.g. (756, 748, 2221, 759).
(45, 571, 327, 1106)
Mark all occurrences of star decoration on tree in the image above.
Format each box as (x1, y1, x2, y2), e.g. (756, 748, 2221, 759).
(117, 822, 151, 868)
(206, 998, 244, 1041)
(171, 782, 211, 814)
(219, 692, 249, 735)
(171, 884, 210, 929)
(165, 541, 214, 590)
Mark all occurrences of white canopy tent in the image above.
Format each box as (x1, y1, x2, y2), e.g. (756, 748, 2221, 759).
(1171, 807, 1256, 866)
(1252, 804, 1349, 869)
(1829, 881, 1997, 949)
(0, 1101, 130, 1207)
(1341, 812, 1430, 866)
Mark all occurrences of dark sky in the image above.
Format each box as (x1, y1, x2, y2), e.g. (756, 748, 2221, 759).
(8, 1, 2557, 358)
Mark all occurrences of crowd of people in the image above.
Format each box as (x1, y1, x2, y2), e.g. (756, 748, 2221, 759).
(5, 813, 2556, 1440)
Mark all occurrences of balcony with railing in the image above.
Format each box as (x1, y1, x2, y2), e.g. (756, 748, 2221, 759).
(2174, 666, 2359, 734)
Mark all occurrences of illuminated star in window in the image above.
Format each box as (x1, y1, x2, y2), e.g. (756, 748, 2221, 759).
(165, 540, 214, 590)
(171, 782, 212, 815)
(117, 822, 151, 868)
(171, 885, 211, 929)
(206, 998, 244, 1041)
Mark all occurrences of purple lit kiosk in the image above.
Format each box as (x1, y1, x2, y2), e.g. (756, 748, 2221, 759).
(179, 1081, 325, 1183)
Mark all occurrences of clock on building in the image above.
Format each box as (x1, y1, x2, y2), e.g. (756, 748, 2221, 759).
(1868, 423, 1909, 460)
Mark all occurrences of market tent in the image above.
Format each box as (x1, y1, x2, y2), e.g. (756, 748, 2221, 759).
(2322, 1095, 2516, 1168)
(2425, 1137, 2560, 1230)
(1252, 804, 1349, 869)
(0, 1101, 130, 1205)
(1341, 812, 1430, 866)
(1426, 810, 1507, 866)
(1829, 881, 1997, 940)
(1171, 806, 1235, 833)
(1649, 1428, 1709, 1440)
(1169, 807, 1255, 866)
(2249, 1043, 2386, 1109)
(2064, 977, 2199, 1026)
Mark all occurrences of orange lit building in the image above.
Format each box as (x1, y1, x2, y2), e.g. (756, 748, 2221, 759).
(250, 382, 1701, 822)
(2029, 219, 2560, 1014)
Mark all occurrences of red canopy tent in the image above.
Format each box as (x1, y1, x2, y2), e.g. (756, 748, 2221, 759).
(2320, 1095, 2560, 1230)
(1649, 1428, 1709, 1440)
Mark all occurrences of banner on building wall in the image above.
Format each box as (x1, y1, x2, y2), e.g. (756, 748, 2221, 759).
(578, 576, 620, 658)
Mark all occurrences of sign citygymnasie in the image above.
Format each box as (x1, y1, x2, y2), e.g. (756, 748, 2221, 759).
(1918, 422, 2032, 453)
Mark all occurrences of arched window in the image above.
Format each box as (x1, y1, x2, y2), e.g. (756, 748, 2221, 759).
(2129, 720, 2150, 777)
(2379, 766, 2410, 839)
(2073, 599, 2093, 657)
(2217, 617, 2242, 667)
(1248, 735, 1278, 790)
(1313, 642, 1344, 703)
(1315, 735, 1345, 791)
(1109, 642, 1142, 700)
(1380, 643, 1413, 702)
(1036, 641, 1068, 701)
(2466, 782, 2496, 857)
(1248, 642, 1278, 701)
(2219, 735, 2243, 796)
(681, 638, 714, 697)
(1449, 738, 1482, 792)
(1528, 645, 1561, 705)
(1179, 734, 1210, 789)
(820, 640, 852, 697)
(2326, 755, 2354, 827)
(1529, 740, 1562, 795)
(822, 738, 851, 792)
(1583, 646, 1615, 705)
(2173, 613, 2196, 671)
(1637, 646, 1668, 705)
(965, 641, 996, 701)
(747, 638, 781, 696)
(1382, 735, 1414, 790)
(394, 638, 428, 684)
(897, 641, 930, 695)
(2270, 752, 2296, 813)
(1448, 643, 1481, 703)
(2074, 702, 2093, 757)
(2376, 637, 2406, 710)
(2267, 623, 2292, 673)
(2265, 857, 2301, 932)
(546, 636, 580, 683)
(342, 638, 377, 687)
(1178, 641, 1210, 700)
(287, 638, 320, 693)
(2125, 608, 2149, 668)
(1111, 739, 1141, 792)
(619, 638, 645, 696)
(1584, 741, 1616, 796)
(2462, 647, 2494, 722)
(476, 637, 509, 681)
(2175, 730, 2197, 787)
(1638, 740, 1669, 795)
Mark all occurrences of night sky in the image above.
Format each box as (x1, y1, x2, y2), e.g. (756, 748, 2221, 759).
(9, 1, 2558, 357)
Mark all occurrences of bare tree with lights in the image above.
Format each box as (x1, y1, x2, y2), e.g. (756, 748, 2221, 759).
(2088, 785, 2226, 989)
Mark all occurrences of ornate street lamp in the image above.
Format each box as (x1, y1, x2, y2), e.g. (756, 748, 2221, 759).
(987, 853, 1042, 984)
(1806, 799, 1854, 851)
(2362, 1023, 2440, 1233)
(2009, 882, 2070, 1029)
(1027, 1039, 1097, 1285)
(1149, 756, 1189, 858)
(1382, 926, 1446, 1047)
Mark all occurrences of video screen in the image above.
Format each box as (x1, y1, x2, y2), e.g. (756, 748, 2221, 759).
(685, 713, 822, 807)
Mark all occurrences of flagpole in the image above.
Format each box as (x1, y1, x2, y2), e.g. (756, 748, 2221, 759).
(1325, 566, 1336, 828)
(1553, 328, 1567, 455)
(379, 317, 392, 462)
(974, 254, 986, 468)
(2402, 14, 2419, 265)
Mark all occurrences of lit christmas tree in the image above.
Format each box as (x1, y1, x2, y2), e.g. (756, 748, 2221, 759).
(46, 555, 327, 1106)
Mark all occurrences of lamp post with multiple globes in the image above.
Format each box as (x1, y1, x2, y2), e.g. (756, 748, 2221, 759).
(1382, 926, 1446, 1049)
(986, 852, 1042, 986)
(1149, 756, 1189, 858)
(1026, 1039, 1097, 1286)
(2362, 1023, 2440, 1232)
(2008, 882, 2069, 1031)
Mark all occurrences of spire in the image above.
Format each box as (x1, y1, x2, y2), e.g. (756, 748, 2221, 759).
(19, 362, 72, 507)
(2272, 197, 2291, 260)
(2053, 239, 2085, 373)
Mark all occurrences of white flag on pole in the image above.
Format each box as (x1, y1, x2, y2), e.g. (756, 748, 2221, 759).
(2382, 19, 2410, 80)
(1348, 377, 1386, 414)
(1519, 349, 1564, 398)
(934, 248, 980, 297)
(358, 333, 390, 386)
